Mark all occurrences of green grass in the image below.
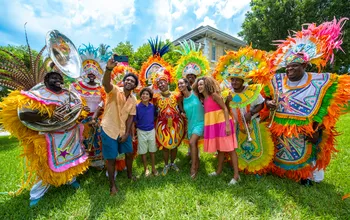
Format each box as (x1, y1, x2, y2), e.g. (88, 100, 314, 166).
(0, 115, 350, 219)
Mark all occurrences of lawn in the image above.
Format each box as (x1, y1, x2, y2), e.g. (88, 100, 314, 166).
(0, 115, 349, 219)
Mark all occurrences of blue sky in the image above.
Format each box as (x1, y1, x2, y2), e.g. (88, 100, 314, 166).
(0, 0, 251, 51)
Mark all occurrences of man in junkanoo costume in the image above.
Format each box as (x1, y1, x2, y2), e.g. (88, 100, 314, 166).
(140, 38, 185, 175)
(70, 44, 109, 169)
(257, 18, 350, 184)
(0, 31, 89, 206)
(153, 69, 186, 175)
(213, 46, 274, 175)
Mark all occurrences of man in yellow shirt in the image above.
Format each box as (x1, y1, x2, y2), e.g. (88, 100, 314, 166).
(101, 57, 138, 195)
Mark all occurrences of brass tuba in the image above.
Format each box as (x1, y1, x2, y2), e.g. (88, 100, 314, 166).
(19, 30, 84, 132)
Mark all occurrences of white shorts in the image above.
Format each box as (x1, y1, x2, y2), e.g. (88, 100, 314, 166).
(137, 128, 157, 155)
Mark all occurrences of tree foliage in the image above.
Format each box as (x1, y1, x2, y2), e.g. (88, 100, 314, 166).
(111, 39, 181, 71)
(239, 0, 350, 73)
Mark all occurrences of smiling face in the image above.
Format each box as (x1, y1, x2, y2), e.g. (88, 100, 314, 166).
(230, 77, 244, 91)
(87, 73, 96, 82)
(178, 79, 187, 92)
(157, 79, 168, 92)
(286, 62, 306, 81)
(197, 79, 205, 94)
(45, 72, 63, 92)
(123, 76, 136, 91)
(141, 90, 151, 103)
(186, 74, 197, 86)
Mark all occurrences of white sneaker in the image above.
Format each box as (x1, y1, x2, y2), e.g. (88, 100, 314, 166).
(228, 176, 241, 185)
(208, 172, 218, 176)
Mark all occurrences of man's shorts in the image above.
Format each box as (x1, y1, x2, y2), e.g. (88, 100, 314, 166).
(137, 128, 157, 155)
(188, 123, 204, 139)
(101, 128, 133, 159)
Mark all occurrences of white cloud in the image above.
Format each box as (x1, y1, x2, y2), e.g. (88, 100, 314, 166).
(175, 26, 184, 31)
(194, 0, 215, 19)
(198, 16, 217, 28)
(214, 0, 250, 19)
(4, 0, 136, 48)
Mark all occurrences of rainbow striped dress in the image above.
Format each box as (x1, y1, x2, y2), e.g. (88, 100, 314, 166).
(203, 95, 237, 153)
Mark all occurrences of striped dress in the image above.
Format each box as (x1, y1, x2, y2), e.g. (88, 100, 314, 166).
(203, 95, 237, 153)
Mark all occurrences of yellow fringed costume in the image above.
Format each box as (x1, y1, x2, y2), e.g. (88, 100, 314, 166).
(213, 46, 275, 174)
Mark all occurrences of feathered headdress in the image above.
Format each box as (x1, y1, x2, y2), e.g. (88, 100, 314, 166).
(270, 17, 348, 72)
(111, 65, 139, 87)
(78, 43, 111, 82)
(213, 46, 270, 84)
(174, 40, 209, 80)
(139, 37, 174, 87)
(0, 24, 49, 91)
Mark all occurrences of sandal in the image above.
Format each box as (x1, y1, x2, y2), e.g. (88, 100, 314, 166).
(152, 170, 159, 176)
(145, 169, 151, 177)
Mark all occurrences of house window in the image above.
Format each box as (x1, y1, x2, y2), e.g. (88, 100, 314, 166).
(211, 45, 216, 61)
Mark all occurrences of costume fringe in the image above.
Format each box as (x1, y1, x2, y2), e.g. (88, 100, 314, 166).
(0, 91, 89, 193)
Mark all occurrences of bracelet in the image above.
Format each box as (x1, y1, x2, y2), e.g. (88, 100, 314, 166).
(105, 67, 113, 71)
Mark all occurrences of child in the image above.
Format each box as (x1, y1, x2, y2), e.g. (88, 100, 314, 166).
(134, 87, 158, 176)
(193, 76, 240, 185)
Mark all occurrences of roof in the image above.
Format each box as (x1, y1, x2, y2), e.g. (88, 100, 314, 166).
(172, 25, 246, 48)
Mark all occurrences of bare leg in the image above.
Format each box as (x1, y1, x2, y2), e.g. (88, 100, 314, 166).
(125, 153, 134, 179)
(189, 134, 200, 176)
(216, 151, 225, 175)
(170, 147, 178, 163)
(150, 152, 157, 173)
(106, 159, 117, 195)
(141, 154, 148, 173)
(163, 148, 170, 165)
(229, 150, 239, 180)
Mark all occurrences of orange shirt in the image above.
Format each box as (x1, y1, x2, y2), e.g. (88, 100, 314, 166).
(101, 85, 137, 139)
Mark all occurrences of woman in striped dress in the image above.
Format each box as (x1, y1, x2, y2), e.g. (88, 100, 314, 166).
(193, 76, 240, 185)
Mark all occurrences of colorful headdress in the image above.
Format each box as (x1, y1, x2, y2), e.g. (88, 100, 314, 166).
(111, 65, 139, 87)
(0, 27, 49, 91)
(139, 37, 174, 87)
(174, 40, 209, 79)
(78, 44, 111, 82)
(213, 46, 270, 84)
(271, 17, 348, 71)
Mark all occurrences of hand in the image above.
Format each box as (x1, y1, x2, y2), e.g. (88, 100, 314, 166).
(118, 134, 128, 143)
(181, 112, 186, 118)
(225, 123, 231, 136)
(89, 119, 98, 127)
(266, 99, 277, 110)
(106, 55, 118, 70)
(244, 112, 252, 124)
(83, 106, 90, 112)
(227, 94, 233, 102)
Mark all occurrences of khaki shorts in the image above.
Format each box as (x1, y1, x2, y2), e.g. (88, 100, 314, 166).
(137, 128, 157, 155)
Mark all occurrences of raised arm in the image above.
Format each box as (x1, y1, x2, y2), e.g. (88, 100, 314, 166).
(102, 56, 118, 93)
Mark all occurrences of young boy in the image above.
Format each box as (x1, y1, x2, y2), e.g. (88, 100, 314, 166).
(134, 87, 158, 176)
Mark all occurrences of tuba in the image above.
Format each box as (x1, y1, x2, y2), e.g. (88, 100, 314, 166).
(19, 30, 84, 132)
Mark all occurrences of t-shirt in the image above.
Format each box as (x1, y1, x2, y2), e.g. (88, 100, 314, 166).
(183, 92, 204, 129)
(101, 85, 137, 139)
(134, 102, 157, 131)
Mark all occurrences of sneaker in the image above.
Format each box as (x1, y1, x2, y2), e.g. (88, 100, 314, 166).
(162, 165, 170, 176)
(228, 176, 241, 185)
(145, 169, 151, 177)
(29, 198, 41, 207)
(171, 163, 180, 172)
(71, 180, 80, 189)
(208, 171, 218, 176)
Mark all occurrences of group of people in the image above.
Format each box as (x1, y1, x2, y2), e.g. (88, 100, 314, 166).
(0, 18, 349, 207)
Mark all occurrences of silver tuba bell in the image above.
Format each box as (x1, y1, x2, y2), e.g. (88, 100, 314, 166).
(18, 30, 84, 132)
